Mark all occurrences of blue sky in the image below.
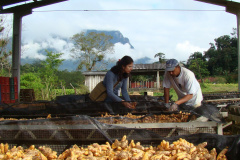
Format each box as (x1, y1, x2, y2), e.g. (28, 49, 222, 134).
(3, 0, 239, 64)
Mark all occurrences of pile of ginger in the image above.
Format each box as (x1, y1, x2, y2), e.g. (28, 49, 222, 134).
(0, 135, 228, 160)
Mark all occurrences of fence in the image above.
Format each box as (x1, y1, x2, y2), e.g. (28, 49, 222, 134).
(130, 81, 156, 88)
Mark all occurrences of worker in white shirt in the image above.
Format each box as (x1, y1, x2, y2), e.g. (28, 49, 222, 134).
(163, 59, 203, 112)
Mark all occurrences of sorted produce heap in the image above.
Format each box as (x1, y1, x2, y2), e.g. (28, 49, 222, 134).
(0, 112, 191, 125)
(0, 136, 228, 160)
(97, 112, 191, 124)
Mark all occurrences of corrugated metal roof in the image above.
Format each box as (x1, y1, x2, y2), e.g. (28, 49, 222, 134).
(83, 63, 166, 75)
(133, 63, 165, 70)
(82, 71, 107, 76)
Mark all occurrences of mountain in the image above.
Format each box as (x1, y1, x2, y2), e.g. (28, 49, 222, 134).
(85, 30, 134, 49)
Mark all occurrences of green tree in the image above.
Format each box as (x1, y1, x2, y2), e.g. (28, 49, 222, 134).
(20, 61, 43, 74)
(71, 31, 114, 71)
(39, 50, 64, 100)
(188, 58, 209, 82)
(204, 29, 237, 76)
(56, 70, 85, 89)
(187, 52, 209, 82)
(20, 72, 44, 90)
(186, 51, 206, 68)
(0, 16, 12, 76)
(154, 52, 166, 63)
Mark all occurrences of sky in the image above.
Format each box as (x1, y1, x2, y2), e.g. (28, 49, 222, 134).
(3, 0, 240, 64)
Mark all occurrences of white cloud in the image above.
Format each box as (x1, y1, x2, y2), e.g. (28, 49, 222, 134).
(22, 42, 46, 60)
(7, 0, 236, 66)
(175, 41, 207, 61)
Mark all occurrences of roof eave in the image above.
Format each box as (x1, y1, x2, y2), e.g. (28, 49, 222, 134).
(0, 0, 68, 14)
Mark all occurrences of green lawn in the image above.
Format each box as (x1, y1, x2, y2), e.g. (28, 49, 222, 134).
(153, 83, 238, 101)
(201, 83, 238, 93)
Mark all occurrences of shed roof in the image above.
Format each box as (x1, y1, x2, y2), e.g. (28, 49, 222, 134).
(83, 63, 166, 76)
(0, 0, 68, 14)
(83, 71, 107, 76)
(133, 63, 165, 70)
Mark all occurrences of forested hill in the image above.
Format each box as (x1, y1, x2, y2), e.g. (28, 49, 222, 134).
(85, 30, 134, 49)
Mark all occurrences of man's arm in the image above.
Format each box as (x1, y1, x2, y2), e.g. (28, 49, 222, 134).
(164, 87, 170, 103)
(175, 94, 193, 105)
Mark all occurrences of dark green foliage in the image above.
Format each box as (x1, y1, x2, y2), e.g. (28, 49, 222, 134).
(187, 52, 209, 81)
(186, 28, 238, 82)
(56, 70, 85, 89)
(204, 30, 237, 76)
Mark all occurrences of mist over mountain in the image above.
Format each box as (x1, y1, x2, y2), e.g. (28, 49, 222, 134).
(16, 30, 154, 71)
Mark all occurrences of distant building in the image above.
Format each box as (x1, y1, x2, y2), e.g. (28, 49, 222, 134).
(83, 63, 166, 92)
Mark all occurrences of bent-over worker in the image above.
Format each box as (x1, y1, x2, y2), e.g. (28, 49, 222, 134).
(163, 59, 203, 111)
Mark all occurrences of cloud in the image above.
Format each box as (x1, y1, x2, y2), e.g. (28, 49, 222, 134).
(22, 37, 74, 60)
(22, 42, 46, 60)
(175, 41, 208, 61)
(9, 0, 236, 66)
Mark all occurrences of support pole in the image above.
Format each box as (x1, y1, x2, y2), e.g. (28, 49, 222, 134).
(237, 12, 240, 91)
(12, 13, 23, 101)
(157, 71, 160, 89)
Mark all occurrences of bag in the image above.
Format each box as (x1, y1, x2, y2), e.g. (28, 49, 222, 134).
(89, 81, 119, 101)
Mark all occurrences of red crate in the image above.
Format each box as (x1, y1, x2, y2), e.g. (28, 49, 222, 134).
(15, 92, 18, 100)
(3, 77, 9, 85)
(1, 85, 10, 93)
(1, 93, 7, 102)
(14, 85, 18, 92)
(14, 77, 17, 85)
(0, 77, 3, 84)
(3, 100, 10, 104)
(6, 93, 10, 101)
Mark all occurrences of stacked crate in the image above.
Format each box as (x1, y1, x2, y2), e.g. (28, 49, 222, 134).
(0, 77, 18, 104)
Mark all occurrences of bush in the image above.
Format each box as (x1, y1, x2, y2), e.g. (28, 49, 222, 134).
(204, 77, 226, 83)
(225, 74, 238, 83)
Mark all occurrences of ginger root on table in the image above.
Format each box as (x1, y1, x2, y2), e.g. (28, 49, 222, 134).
(0, 136, 229, 160)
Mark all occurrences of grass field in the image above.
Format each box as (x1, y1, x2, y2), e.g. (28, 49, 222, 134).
(150, 83, 238, 101)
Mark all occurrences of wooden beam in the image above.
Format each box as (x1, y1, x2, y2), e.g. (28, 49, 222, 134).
(0, 0, 29, 7)
(1, 0, 68, 14)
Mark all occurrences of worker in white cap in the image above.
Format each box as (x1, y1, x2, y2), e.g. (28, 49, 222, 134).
(163, 59, 203, 112)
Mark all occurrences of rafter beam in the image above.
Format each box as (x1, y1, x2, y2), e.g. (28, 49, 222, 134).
(0, 0, 68, 14)
(0, 0, 29, 7)
(195, 0, 240, 14)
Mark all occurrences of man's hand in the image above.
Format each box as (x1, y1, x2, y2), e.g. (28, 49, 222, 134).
(164, 103, 171, 109)
(169, 103, 178, 111)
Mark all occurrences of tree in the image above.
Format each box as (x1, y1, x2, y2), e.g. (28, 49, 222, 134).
(0, 16, 12, 76)
(21, 61, 43, 74)
(71, 31, 114, 71)
(39, 50, 64, 100)
(204, 29, 237, 76)
(186, 52, 209, 82)
(154, 52, 166, 63)
(186, 51, 206, 68)
(56, 70, 85, 89)
(20, 72, 44, 91)
(188, 58, 209, 82)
